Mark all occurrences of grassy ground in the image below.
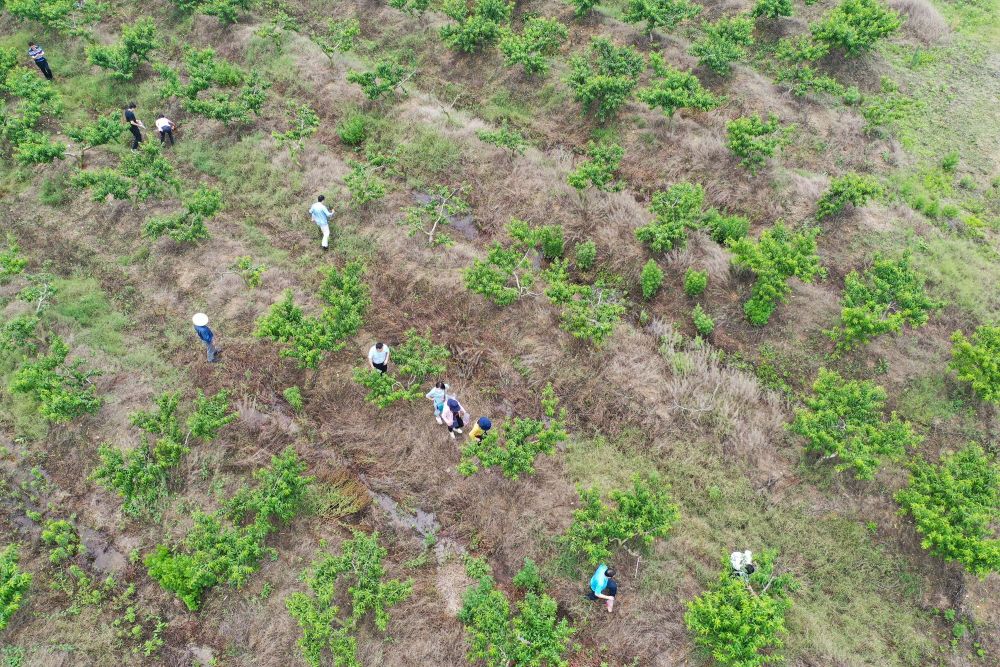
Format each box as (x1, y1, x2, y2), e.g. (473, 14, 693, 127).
(0, 1, 997, 666)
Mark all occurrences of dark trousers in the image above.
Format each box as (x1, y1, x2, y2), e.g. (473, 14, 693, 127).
(448, 415, 464, 433)
(159, 128, 174, 145)
(372, 362, 388, 373)
(34, 58, 53, 80)
(129, 125, 143, 149)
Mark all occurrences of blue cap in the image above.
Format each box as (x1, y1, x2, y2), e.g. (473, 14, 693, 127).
(447, 398, 460, 410)
(477, 417, 492, 430)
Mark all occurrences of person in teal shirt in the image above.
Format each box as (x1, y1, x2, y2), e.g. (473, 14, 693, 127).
(588, 564, 617, 612)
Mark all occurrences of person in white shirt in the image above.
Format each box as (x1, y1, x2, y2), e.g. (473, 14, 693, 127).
(425, 381, 449, 424)
(309, 195, 333, 251)
(368, 342, 390, 373)
(155, 115, 175, 146)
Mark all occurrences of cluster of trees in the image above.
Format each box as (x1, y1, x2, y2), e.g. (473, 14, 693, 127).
(145, 449, 312, 610)
(157, 48, 269, 125)
(92, 391, 235, 518)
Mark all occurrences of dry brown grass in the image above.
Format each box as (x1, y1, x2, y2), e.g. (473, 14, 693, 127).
(889, 0, 952, 44)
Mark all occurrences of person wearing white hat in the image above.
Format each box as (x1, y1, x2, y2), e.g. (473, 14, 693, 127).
(730, 550, 754, 579)
(192, 313, 220, 362)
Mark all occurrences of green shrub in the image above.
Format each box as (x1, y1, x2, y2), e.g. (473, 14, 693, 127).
(337, 112, 369, 146)
(346, 59, 414, 100)
(440, 0, 514, 52)
(896, 444, 999, 577)
(465, 243, 536, 307)
(641, 260, 664, 300)
(567, 141, 625, 192)
(828, 253, 936, 353)
(354, 329, 450, 407)
(568, 38, 644, 121)
(511, 558, 545, 593)
(790, 368, 919, 479)
(498, 16, 568, 75)
(231, 256, 266, 288)
(684, 268, 708, 297)
(558, 283, 627, 346)
(811, 0, 901, 55)
(459, 562, 573, 667)
(272, 101, 319, 163)
(66, 112, 124, 167)
(256, 262, 369, 369)
(728, 222, 825, 326)
(173, 0, 250, 24)
(567, 0, 598, 18)
(86, 17, 159, 80)
(726, 114, 787, 174)
(9, 337, 102, 422)
(144, 186, 223, 243)
(624, 0, 701, 35)
(752, 0, 793, 18)
(459, 383, 568, 479)
(0, 236, 28, 283)
(950, 326, 1000, 403)
(0, 544, 32, 631)
(312, 18, 360, 61)
(287, 531, 412, 667)
(562, 474, 679, 564)
(156, 48, 268, 124)
(345, 161, 388, 207)
(283, 386, 304, 412)
(691, 304, 715, 335)
(816, 173, 884, 219)
(41, 519, 84, 565)
(635, 182, 704, 252)
(476, 124, 528, 158)
(638, 54, 720, 118)
(0, 67, 66, 165)
(690, 15, 755, 76)
(389, 0, 431, 15)
(940, 151, 959, 172)
(575, 240, 597, 270)
(685, 550, 797, 667)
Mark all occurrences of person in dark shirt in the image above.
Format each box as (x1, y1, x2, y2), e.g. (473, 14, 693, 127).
(587, 566, 618, 613)
(124, 102, 144, 150)
(192, 313, 220, 363)
(27, 42, 53, 80)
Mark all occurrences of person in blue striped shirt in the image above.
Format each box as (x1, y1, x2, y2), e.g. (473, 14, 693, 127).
(27, 42, 53, 80)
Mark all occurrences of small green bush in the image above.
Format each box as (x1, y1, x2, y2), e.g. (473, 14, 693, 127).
(0, 544, 32, 631)
(440, 0, 514, 53)
(575, 240, 597, 270)
(567, 37, 645, 121)
(567, 141, 625, 192)
(635, 182, 704, 252)
(726, 114, 786, 174)
(41, 519, 84, 565)
(690, 15, 755, 76)
(810, 0, 901, 55)
(638, 53, 720, 119)
(641, 259, 664, 300)
(347, 59, 413, 100)
(816, 173, 883, 220)
(691, 304, 715, 335)
(950, 326, 1000, 404)
(624, 0, 701, 36)
(86, 17, 159, 80)
(498, 16, 567, 75)
(683, 269, 708, 297)
(752, 0, 793, 18)
(283, 386, 304, 412)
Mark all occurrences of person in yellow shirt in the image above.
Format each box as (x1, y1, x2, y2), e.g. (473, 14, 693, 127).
(467, 417, 492, 444)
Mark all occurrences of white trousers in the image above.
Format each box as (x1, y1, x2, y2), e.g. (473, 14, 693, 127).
(318, 223, 329, 248)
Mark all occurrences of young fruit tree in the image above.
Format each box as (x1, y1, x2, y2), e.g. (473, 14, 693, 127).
(459, 557, 574, 667)
(354, 330, 449, 407)
(9, 336, 102, 423)
(66, 112, 124, 167)
(949, 325, 1000, 403)
(86, 18, 159, 80)
(895, 444, 1000, 577)
(144, 186, 223, 243)
(401, 185, 470, 247)
(389, 0, 431, 16)
(73, 141, 180, 203)
(312, 18, 360, 62)
(464, 243, 537, 306)
(0, 544, 32, 631)
(0, 236, 28, 283)
(476, 124, 528, 160)
(827, 253, 936, 353)
(816, 173, 884, 220)
(568, 38, 645, 121)
(440, 0, 514, 53)
(635, 181, 706, 253)
(1, 67, 66, 165)
(728, 222, 825, 326)
(498, 16, 568, 75)
(640, 259, 664, 300)
(685, 550, 797, 667)
(562, 474, 680, 564)
(173, 0, 250, 24)
(272, 100, 319, 164)
(752, 0, 793, 19)
(810, 0, 902, 56)
(726, 114, 788, 174)
(458, 383, 568, 479)
(345, 160, 389, 208)
(347, 59, 415, 100)
(624, 0, 702, 37)
(567, 0, 598, 18)
(286, 531, 413, 667)
(558, 283, 627, 346)
(684, 268, 708, 297)
(789, 368, 920, 479)
(690, 15, 755, 76)
(691, 303, 715, 336)
(638, 54, 720, 119)
(567, 141, 625, 193)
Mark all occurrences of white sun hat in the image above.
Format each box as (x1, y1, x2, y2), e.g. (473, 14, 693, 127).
(192, 313, 209, 326)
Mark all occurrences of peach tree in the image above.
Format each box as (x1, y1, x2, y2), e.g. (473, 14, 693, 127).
(354, 330, 449, 407)
(568, 38, 644, 121)
(950, 325, 1000, 404)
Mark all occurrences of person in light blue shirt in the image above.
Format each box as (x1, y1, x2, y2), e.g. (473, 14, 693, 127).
(309, 195, 333, 251)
